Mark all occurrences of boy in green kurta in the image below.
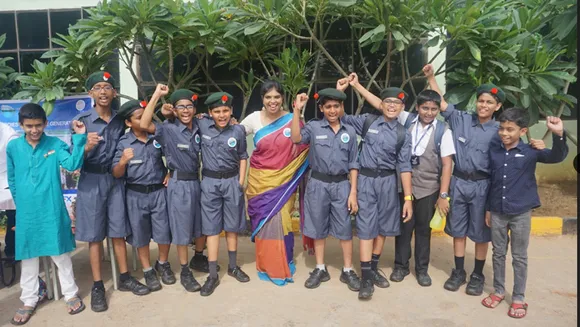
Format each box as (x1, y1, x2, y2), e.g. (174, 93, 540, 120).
(7, 103, 87, 325)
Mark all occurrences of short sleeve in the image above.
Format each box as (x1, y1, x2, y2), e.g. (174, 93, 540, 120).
(440, 129, 456, 157)
(300, 122, 313, 145)
(341, 114, 367, 136)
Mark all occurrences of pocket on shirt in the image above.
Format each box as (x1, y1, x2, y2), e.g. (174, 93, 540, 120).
(314, 138, 332, 150)
(475, 142, 489, 155)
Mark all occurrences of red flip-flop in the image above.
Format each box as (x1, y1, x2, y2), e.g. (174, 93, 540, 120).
(508, 302, 528, 319)
(481, 294, 504, 308)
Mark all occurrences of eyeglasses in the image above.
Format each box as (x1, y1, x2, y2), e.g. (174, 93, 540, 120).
(91, 86, 114, 92)
(175, 105, 195, 110)
(382, 99, 403, 105)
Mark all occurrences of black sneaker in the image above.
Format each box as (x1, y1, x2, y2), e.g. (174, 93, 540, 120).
(369, 269, 390, 288)
(416, 272, 432, 287)
(155, 261, 176, 285)
(304, 268, 331, 289)
(119, 276, 150, 296)
(189, 254, 221, 273)
(389, 268, 410, 282)
(466, 273, 485, 296)
(228, 266, 250, 283)
(358, 279, 374, 300)
(90, 287, 108, 312)
(144, 269, 162, 292)
(444, 269, 467, 292)
(180, 269, 202, 292)
(340, 270, 361, 292)
(200, 276, 220, 297)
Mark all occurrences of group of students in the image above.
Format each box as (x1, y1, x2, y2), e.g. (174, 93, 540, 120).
(5, 63, 568, 324)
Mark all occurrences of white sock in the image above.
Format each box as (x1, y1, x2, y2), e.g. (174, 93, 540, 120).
(143, 267, 153, 273)
(157, 260, 166, 265)
(343, 267, 353, 272)
(316, 264, 326, 271)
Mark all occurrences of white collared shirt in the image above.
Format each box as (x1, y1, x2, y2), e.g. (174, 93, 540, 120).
(398, 111, 456, 157)
(0, 122, 19, 209)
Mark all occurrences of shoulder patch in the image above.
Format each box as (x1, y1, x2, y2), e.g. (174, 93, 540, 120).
(153, 140, 162, 149)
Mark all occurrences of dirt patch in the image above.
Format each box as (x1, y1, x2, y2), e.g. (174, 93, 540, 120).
(533, 181, 577, 217)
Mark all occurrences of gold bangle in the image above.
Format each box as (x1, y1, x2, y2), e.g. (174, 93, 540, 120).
(404, 195, 413, 201)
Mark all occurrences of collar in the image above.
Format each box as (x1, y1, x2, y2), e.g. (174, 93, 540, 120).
(321, 117, 345, 130)
(89, 107, 117, 123)
(500, 138, 526, 151)
(379, 117, 399, 130)
(471, 114, 496, 131)
(126, 130, 153, 144)
(173, 119, 192, 133)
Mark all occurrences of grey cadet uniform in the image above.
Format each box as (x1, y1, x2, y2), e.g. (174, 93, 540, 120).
(341, 114, 412, 240)
(113, 131, 171, 248)
(299, 118, 359, 240)
(197, 118, 248, 236)
(73, 109, 130, 242)
(153, 119, 201, 245)
(440, 104, 498, 243)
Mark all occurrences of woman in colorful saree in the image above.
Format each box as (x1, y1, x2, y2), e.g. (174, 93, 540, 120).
(240, 80, 312, 286)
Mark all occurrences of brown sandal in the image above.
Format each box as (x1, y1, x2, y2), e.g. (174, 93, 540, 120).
(10, 306, 35, 325)
(66, 296, 86, 315)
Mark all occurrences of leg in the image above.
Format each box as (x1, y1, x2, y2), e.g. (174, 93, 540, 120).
(137, 246, 151, 270)
(195, 236, 206, 253)
(393, 192, 413, 281)
(50, 253, 85, 314)
(158, 244, 170, 263)
(413, 192, 438, 286)
(13, 258, 40, 324)
(509, 211, 531, 305)
(482, 211, 509, 308)
(112, 238, 129, 274)
(223, 179, 250, 283)
(355, 176, 380, 298)
(444, 178, 469, 291)
(89, 242, 103, 282)
(4, 209, 15, 258)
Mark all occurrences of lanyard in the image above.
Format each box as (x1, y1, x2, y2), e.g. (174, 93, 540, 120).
(413, 122, 433, 155)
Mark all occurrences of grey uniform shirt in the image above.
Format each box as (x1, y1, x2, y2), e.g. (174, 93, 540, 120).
(440, 104, 499, 174)
(299, 118, 359, 175)
(197, 118, 248, 172)
(342, 114, 412, 173)
(71, 108, 125, 168)
(154, 119, 200, 174)
(113, 131, 166, 185)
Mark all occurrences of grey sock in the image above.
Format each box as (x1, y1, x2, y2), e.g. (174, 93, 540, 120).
(209, 261, 218, 279)
(228, 251, 237, 270)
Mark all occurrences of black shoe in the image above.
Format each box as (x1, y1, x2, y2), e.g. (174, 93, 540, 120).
(200, 276, 220, 296)
(228, 266, 250, 283)
(389, 268, 410, 282)
(144, 269, 162, 292)
(180, 269, 202, 292)
(340, 270, 361, 292)
(304, 268, 331, 289)
(155, 261, 176, 285)
(189, 254, 221, 273)
(118, 276, 150, 296)
(90, 287, 108, 312)
(369, 269, 390, 288)
(466, 273, 485, 296)
(444, 269, 467, 292)
(358, 279, 374, 300)
(416, 272, 432, 287)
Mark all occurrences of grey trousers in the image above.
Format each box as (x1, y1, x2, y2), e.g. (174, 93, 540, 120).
(490, 211, 531, 302)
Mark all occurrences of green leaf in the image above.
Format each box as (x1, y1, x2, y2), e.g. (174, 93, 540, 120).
(465, 41, 481, 61)
(42, 101, 55, 116)
(561, 105, 571, 117)
(244, 22, 266, 36)
(143, 26, 154, 39)
(444, 85, 474, 104)
(0, 34, 5, 49)
(502, 85, 523, 93)
(532, 76, 557, 96)
(359, 24, 385, 44)
(538, 71, 577, 83)
(329, 0, 357, 7)
(394, 40, 404, 51)
(392, 30, 405, 41)
(426, 35, 440, 47)
(521, 92, 531, 108)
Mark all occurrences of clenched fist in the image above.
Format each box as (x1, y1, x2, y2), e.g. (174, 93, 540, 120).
(120, 148, 135, 164)
(293, 93, 309, 112)
(423, 64, 434, 78)
(85, 132, 102, 152)
(155, 84, 169, 97)
(71, 120, 86, 134)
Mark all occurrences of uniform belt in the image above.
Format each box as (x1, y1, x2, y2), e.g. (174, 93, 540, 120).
(452, 169, 489, 181)
(126, 183, 165, 194)
(169, 170, 199, 180)
(201, 168, 238, 179)
(83, 163, 110, 174)
(310, 171, 348, 183)
(359, 168, 395, 178)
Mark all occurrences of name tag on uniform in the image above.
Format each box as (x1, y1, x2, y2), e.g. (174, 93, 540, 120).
(43, 150, 55, 158)
(515, 154, 525, 157)
(202, 135, 211, 140)
(367, 129, 379, 134)
(177, 144, 190, 149)
(129, 159, 143, 165)
(315, 135, 328, 140)
(458, 136, 466, 143)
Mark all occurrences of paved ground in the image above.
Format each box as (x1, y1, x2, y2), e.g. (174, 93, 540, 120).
(0, 235, 576, 327)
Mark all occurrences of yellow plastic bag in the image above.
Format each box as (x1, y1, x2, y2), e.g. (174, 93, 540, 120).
(430, 208, 445, 231)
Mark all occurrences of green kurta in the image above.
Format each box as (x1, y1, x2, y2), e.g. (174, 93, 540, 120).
(7, 133, 87, 260)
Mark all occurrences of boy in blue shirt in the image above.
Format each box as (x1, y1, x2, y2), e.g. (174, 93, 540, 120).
(481, 109, 567, 319)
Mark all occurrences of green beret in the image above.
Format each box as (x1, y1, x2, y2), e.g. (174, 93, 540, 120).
(476, 83, 505, 103)
(379, 87, 408, 102)
(169, 89, 198, 106)
(316, 88, 347, 103)
(85, 71, 116, 91)
(118, 100, 146, 119)
(205, 92, 233, 108)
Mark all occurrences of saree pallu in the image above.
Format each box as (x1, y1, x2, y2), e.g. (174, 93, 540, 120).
(247, 113, 312, 286)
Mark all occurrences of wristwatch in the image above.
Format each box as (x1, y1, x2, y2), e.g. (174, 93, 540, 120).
(440, 192, 450, 200)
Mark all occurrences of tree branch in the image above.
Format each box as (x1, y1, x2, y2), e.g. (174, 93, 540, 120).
(356, 38, 381, 90)
(167, 39, 174, 93)
(385, 33, 392, 86)
(201, 51, 222, 91)
(403, 49, 417, 98)
(542, 68, 577, 141)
